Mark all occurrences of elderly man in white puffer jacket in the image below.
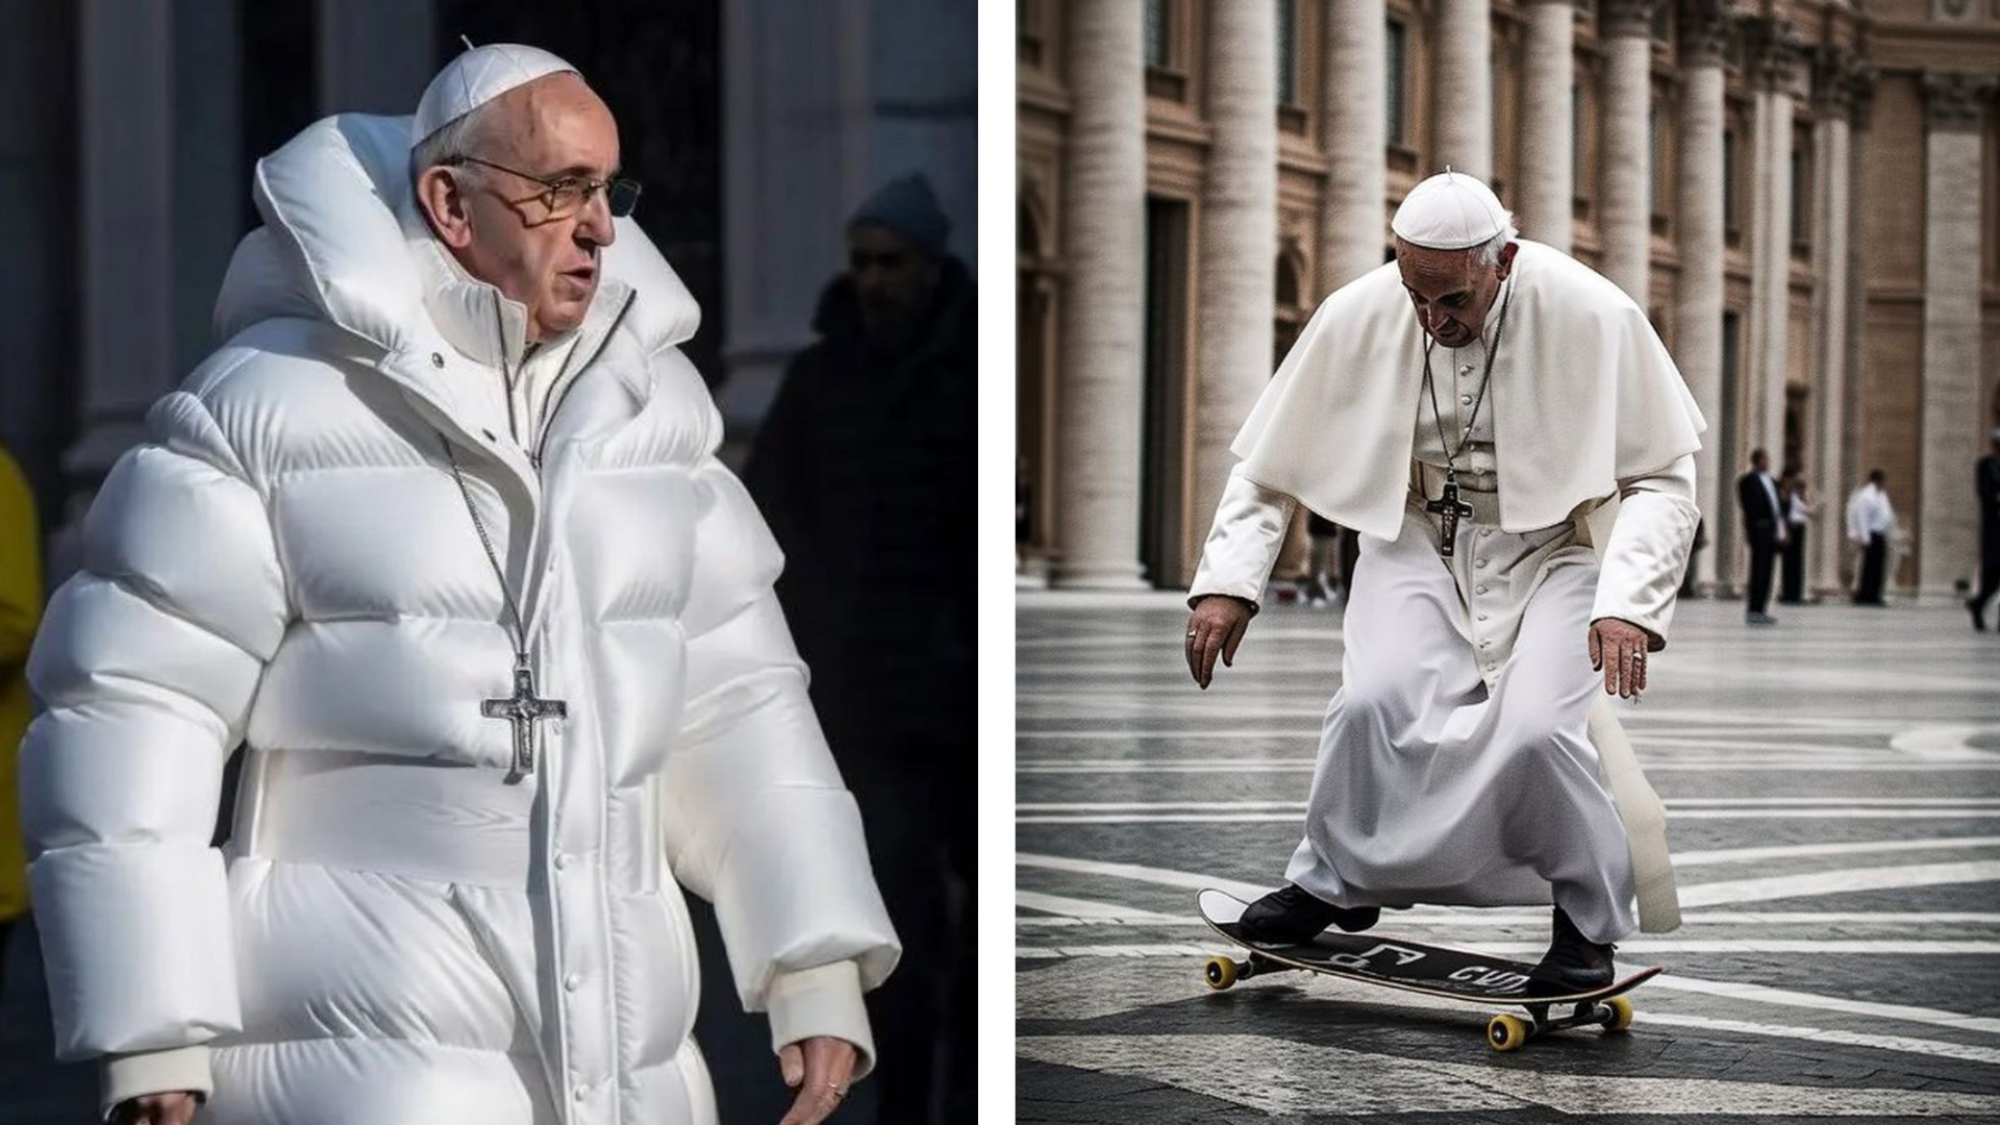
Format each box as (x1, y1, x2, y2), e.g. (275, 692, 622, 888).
(20, 44, 898, 1125)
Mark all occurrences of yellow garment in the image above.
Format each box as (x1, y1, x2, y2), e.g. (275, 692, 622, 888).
(0, 447, 42, 922)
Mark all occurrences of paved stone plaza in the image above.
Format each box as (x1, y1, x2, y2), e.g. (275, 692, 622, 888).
(1018, 591, 2000, 1123)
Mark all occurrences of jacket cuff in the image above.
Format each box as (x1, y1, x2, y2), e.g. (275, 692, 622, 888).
(99, 1044, 210, 1122)
(766, 960, 878, 1082)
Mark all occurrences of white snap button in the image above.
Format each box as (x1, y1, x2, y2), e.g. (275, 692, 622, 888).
(1476, 585, 1488, 595)
(1476, 559, 1489, 569)
(574, 1084, 590, 1102)
(554, 852, 571, 871)
(564, 974, 582, 991)
(1460, 394, 1472, 405)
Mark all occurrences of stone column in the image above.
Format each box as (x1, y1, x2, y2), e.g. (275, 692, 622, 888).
(315, 0, 434, 115)
(1743, 19, 1803, 467)
(1835, 66, 1875, 595)
(1190, 1, 1278, 544)
(720, 0, 874, 441)
(1051, 0, 1148, 587)
(1321, 0, 1386, 293)
(1432, 0, 1492, 179)
(1674, 0, 1730, 593)
(1916, 71, 1997, 597)
(67, 0, 174, 510)
(1598, 0, 1653, 303)
(1806, 53, 1857, 598)
(1517, 0, 1574, 252)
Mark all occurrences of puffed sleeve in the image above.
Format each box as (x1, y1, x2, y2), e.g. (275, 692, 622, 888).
(21, 390, 290, 1084)
(658, 455, 899, 1077)
(1188, 463, 1298, 609)
(1590, 453, 1699, 650)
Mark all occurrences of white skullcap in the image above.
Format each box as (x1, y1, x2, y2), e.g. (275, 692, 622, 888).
(1391, 168, 1511, 251)
(412, 43, 578, 147)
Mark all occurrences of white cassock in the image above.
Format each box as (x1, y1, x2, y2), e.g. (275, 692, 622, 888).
(1191, 239, 1704, 945)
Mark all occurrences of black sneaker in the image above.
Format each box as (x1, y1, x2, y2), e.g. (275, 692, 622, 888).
(1236, 884, 1380, 944)
(1530, 906, 1616, 993)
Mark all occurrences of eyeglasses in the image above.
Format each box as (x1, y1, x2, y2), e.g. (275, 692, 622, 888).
(448, 155, 642, 219)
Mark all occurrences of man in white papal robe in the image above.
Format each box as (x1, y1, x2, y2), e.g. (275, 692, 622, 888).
(1183, 171, 1703, 991)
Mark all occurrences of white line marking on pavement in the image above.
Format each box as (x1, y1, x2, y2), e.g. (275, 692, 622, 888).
(1890, 724, 2000, 761)
(1013, 911, 2000, 929)
(1017, 757, 2000, 773)
(1016, 1033, 2000, 1115)
(1678, 861, 2000, 907)
(1019, 809, 2000, 823)
(1016, 852, 1267, 901)
(1672, 836, 2000, 867)
(1019, 939, 2000, 956)
(1645, 975, 2000, 1036)
(1015, 891, 1179, 921)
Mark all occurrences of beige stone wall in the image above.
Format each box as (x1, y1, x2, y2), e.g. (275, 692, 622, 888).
(1020, 0, 2000, 595)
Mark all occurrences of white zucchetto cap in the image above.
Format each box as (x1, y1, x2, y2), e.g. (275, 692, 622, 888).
(1391, 168, 1511, 251)
(412, 43, 578, 147)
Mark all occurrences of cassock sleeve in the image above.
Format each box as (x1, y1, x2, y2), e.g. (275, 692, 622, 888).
(660, 452, 899, 1077)
(1591, 453, 1699, 650)
(1188, 464, 1299, 610)
(21, 390, 290, 1102)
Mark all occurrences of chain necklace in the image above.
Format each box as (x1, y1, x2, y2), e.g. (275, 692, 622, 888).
(440, 435, 565, 784)
(1419, 277, 1514, 556)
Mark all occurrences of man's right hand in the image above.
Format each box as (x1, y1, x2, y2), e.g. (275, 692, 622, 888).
(112, 1093, 199, 1125)
(1185, 595, 1254, 689)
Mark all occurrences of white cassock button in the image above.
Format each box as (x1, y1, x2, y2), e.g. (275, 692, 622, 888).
(564, 974, 582, 992)
(1476, 558, 1489, 569)
(1475, 585, 1488, 595)
(574, 1084, 590, 1102)
(1478, 613, 1489, 621)
(1460, 394, 1472, 405)
(1458, 364, 1472, 376)
(554, 852, 572, 871)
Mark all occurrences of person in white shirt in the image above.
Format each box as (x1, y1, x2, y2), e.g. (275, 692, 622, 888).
(1779, 470, 1814, 605)
(1846, 469, 1897, 605)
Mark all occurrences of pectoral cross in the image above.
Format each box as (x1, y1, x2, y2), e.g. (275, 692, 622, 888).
(482, 657, 566, 784)
(1425, 475, 1475, 557)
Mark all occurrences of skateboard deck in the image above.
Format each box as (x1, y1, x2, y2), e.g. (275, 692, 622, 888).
(1197, 889, 1662, 1051)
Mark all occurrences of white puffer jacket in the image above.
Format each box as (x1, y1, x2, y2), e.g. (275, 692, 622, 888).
(21, 113, 899, 1124)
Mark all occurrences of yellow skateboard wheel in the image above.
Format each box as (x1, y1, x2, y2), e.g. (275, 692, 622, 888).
(1487, 1013, 1530, 1052)
(1204, 956, 1239, 990)
(1604, 995, 1634, 1032)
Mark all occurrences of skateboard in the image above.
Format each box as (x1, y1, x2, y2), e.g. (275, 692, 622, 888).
(1197, 889, 1662, 1052)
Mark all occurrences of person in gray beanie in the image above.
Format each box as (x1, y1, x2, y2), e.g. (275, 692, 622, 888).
(742, 173, 975, 1122)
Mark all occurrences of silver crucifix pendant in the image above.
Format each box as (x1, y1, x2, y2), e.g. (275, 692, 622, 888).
(1425, 476, 1475, 557)
(482, 657, 567, 784)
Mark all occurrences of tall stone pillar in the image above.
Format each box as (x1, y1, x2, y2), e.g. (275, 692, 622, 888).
(1432, 0, 1492, 179)
(1674, 0, 1730, 593)
(1806, 53, 1857, 598)
(1321, 0, 1386, 293)
(67, 0, 174, 512)
(1598, 0, 1654, 303)
(315, 0, 435, 115)
(1051, 0, 1148, 587)
(1916, 71, 1997, 597)
(1517, 0, 1574, 252)
(1190, 1, 1278, 544)
(1743, 19, 1803, 467)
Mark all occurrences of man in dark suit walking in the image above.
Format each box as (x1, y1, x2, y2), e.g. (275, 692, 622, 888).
(1970, 429, 2000, 632)
(1737, 448, 1785, 625)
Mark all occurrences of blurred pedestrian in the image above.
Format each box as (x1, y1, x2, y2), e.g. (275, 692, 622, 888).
(0, 444, 40, 994)
(1847, 469, 1896, 605)
(744, 171, 975, 1124)
(1680, 517, 1708, 599)
(1300, 512, 1340, 606)
(1779, 469, 1813, 605)
(1969, 429, 2000, 631)
(1736, 449, 1784, 624)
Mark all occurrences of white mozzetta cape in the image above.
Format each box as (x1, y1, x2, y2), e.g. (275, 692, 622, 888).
(22, 114, 898, 1125)
(1232, 240, 1706, 540)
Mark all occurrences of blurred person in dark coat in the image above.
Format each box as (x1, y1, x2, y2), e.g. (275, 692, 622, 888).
(1970, 429, 2000, 631)
(1736, 448, 1785, 624)
(743, 172, 974, 1124)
